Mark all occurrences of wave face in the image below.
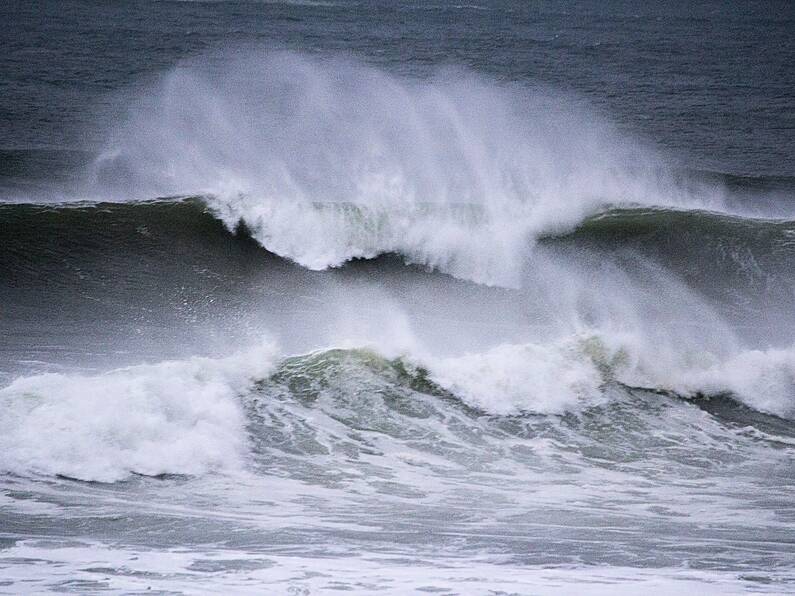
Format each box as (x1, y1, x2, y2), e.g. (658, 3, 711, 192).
(86, 51, 733, 286)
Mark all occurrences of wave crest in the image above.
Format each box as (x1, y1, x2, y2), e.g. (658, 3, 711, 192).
(88, 50, 724, 285)
(2, 338, 794, 483)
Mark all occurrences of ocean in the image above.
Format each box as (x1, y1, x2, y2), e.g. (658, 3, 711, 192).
(1, 1, 794, 593)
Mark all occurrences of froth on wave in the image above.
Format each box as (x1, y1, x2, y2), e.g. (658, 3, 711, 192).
(1, 338, 792, 483)
(0, 343, 278, 482)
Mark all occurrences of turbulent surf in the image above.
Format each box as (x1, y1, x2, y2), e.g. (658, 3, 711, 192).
(2, 6, 795, 592)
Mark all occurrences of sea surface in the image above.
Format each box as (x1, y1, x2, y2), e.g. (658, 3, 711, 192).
(1, 1, 794, 593)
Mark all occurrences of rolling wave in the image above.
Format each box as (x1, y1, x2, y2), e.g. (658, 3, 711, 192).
(5, 197, 792, 431)
(2, 343, 793, 483)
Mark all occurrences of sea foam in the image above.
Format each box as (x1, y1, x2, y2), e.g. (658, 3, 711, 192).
(0, 343, 277, 482)
(1, 335, 793, 484)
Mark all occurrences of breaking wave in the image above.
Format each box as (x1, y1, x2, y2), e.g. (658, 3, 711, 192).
(2, 339, 793, 483)
(84, 51, 737, 285)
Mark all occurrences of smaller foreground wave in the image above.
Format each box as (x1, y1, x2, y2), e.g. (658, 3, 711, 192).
(1, 338, 793, 483)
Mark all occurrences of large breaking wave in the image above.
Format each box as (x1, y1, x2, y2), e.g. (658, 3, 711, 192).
(84, 50, 736, 286)
(2, 50, 794, 484)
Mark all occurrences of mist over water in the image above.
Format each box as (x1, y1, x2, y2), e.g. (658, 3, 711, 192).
(2, 4, 795, 593)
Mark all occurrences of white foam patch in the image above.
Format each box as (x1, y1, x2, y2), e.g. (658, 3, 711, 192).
(570, 331, 795, 418)
(671, 346, 795, 419)
(0, 343, 278, 482)
(584, 335, 795, 419)
(417, 333, 795, 418)
(208, 198, 533, 287)
(0, 540, 784, 595)
(426, 339, 606, 415)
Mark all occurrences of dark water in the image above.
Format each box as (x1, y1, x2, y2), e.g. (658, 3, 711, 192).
(1, 1, 795, 593)
(2, 1, 793, 176)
